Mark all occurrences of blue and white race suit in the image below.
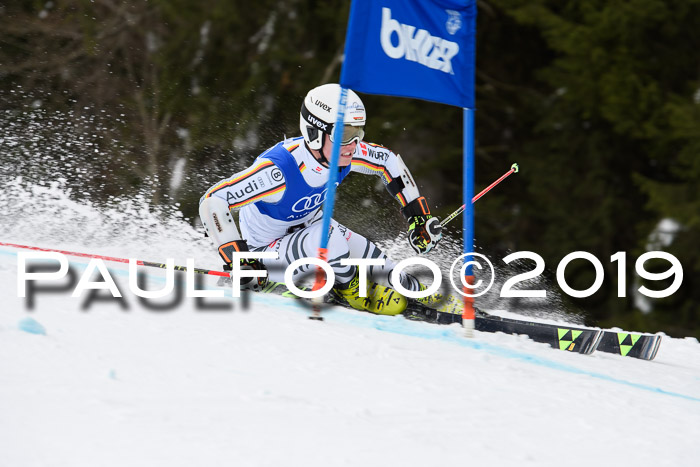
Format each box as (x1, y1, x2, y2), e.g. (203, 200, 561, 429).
(201, 137, 424, 289)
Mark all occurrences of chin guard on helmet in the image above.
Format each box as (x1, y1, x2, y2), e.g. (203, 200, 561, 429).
(299, 104, 328, 151)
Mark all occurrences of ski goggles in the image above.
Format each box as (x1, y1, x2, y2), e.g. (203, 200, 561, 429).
(329, 124, 365, 146)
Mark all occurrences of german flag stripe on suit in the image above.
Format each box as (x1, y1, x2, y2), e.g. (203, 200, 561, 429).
(228, 184, 286, 209)
(204, 159, 275, 198)
(351, 159, 407, 206)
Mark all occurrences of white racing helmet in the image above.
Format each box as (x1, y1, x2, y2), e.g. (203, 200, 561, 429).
(300, 83, 366, 151)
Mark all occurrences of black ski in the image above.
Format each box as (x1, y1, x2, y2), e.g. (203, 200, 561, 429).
(402, 303, 602, 355)
(403, 302, 661, 360)
(476, 313, 602, 355)
(596, 331, 662, 361)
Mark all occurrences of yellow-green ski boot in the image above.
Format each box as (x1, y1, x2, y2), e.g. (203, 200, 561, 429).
(334, 274, 407, 315)
(415, 284, 462, 314)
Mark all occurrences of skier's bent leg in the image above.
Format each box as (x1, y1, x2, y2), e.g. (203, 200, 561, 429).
(254, 220, 408, 315)
(254, 220, 356, 288)
(293, 220, 407, 315)
(344, 228, 457, 310)
(344, 228, 422, 292)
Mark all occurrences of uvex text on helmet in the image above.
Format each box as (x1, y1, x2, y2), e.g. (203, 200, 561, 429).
(299, 84, 366, 151)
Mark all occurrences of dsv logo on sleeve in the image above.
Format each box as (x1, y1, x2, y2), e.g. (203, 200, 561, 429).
(291, 188, 328, 213)
(379, 7, 460, 74)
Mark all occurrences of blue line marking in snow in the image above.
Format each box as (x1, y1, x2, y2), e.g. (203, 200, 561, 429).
(2, 247, 699, 403)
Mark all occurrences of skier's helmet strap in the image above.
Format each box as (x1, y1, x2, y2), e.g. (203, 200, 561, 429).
(299, 83, 366, 151)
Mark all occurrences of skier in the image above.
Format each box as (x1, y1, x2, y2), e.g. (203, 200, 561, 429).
(199, 83, 445, 315)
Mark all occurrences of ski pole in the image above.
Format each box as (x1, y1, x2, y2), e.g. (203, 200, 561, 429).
(0, 242, 229, 277)
(440, 163, 519, 228)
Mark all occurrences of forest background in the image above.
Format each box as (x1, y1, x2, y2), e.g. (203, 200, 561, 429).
(2, 0, 699, 338)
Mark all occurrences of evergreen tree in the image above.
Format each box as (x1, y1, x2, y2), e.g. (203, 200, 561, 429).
(491, 0, 700, 336)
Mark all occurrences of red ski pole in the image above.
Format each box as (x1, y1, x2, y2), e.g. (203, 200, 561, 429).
(440, 163, 519, 228)
(0, 242, 229, 277)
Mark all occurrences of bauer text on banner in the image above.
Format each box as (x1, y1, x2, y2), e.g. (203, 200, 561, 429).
(341, 0, 477, 109)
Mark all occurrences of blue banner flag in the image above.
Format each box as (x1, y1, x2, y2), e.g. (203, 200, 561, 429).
(341, 0, 477, 109)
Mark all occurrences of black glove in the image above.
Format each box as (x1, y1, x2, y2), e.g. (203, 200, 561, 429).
(222, 258, 268, 291)
(407, 215, 442, 254)
(401, 196, 442, 254)
(217, 240, 268, 291)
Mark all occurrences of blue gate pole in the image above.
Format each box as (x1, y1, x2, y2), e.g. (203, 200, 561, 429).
(463, 107, 476, 336)
(310, 86, 348, 320)
(318, 86, 348, 253)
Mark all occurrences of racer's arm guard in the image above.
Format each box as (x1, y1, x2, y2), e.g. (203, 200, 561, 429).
(199, 196, 268, 289)
(199, 196, 246, 266)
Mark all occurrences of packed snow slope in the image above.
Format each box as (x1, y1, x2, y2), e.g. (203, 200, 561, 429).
(1, 181, 700, 467)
